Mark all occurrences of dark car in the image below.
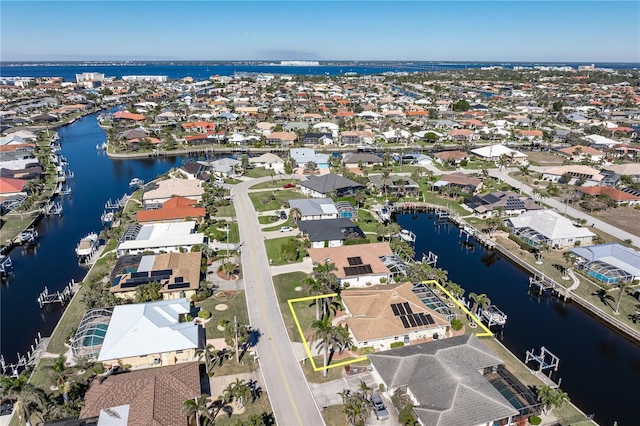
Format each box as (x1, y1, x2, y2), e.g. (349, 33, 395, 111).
(280, 210, 287, 220)
(283, 183, 296, 189)
(371, 393, 389, 421)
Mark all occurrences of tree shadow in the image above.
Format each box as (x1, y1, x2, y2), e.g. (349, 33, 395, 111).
(592, 289, 615, 309)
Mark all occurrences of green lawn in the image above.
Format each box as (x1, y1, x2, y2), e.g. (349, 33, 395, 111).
(214, 391, 273, 426)
(245, 168, 277, 178)
(321, 405, 349, 426)
(264, 237, 304, 266)
(196, 291, 250, 340)
(262, 217, 295, 232)
(301, 356, 370, 384)
(258, 215, 279, 225)
(273, 272, 312, 342)
(214, 204, 236, 217)
(46, 285, 89, 354)
(251, 180, 294, 190)
(248, 190, 307, 211)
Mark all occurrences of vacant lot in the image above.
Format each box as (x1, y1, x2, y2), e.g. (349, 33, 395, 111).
(588, 205, 640, 237)
(524, 150, 565, 166)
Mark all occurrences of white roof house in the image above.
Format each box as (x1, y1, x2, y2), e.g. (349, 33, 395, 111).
(289, 198, 339, 220)
(142, 178, 204, 207)
(470, 144, 527, 161)
(507, 209, 595, 249)
(116, 221, 204, 257)
(312, 122, 339, 138)
(584, 134, 619, 149)
(248, 153, 285, 171)
(98, 298, 199, 362)
(571, 243, 640, 284)
(290, 148, 329, 167)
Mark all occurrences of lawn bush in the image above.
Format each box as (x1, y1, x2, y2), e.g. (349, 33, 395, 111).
(198, 310, 211, 319)
(359, 346, 375, 355)
(451, 318, 463, 331)
(390, 342, 405, 348)
(528, 415, 542, 425)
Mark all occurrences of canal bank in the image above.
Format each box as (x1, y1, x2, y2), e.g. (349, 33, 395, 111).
(397, 212, 640, 426)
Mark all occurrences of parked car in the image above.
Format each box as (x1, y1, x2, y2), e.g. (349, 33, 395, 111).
(280, 210, 287, 220)
(371, 394, 389, 421)
(283, 183, 296, 189)
(280, 226, 293, 232)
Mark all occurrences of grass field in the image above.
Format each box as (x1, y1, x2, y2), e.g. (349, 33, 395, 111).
(273, 272, 311, 342)
(264, 237, 304, 266)
(196, 291, 250, 340)
(248, 190, 307, 211)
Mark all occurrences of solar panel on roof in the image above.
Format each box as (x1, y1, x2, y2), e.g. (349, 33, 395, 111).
(404, 302, 413, 314)
(407, 314, 417, 327)
(151, 269, 173, 277)
(343, 264, 373, 276)
(391, 303, 401, 316)
(347, 256, 363, 266)
(400, 315, 410, 328)
(167, 282, 190, 290)
(424, 313, 434, 325)
(414, 313, 425, 326)
(175, 277, 183, 283)
(120, 281, 140, 289)
(396, 303, 406, 316)
(131, 271, 148, 279)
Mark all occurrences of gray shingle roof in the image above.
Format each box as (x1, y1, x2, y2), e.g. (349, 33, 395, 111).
(300, 173, 363, 195)
(298, 218, 364, 242)
(369, 335, 518, 426)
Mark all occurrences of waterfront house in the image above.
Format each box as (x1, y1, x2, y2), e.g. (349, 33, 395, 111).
(368, 335, 525, 426)
(112, 110, 146, 122)
(289, 198, 339, 221)
(506, 209, 595, 249)
(570, 243, 640, 284)
(342, 152, 383, 168)
(557, 145, 605, 163)
(142, 177, 204, 208)
(204, 157, 241, 178)
(248, 153, 285, 172)
(433, 150, 470, 165)
(298, 218, 366, 248)
(110, 251, 202, 300)
(464, 191, 543, 218)
(290, 148, 330, 170)
(470, 144, 528, 163)
(266, 131, 297, 146)
(0, 176, 27, 198)
(116, 221, 205, 257)
(97, 298, 202, 369)
(307, 243, 393, 287)
(176, 162, 209, 181)
(79, 362, 201, 426)
(369, 174, 421, 198)
(541, 165, 604, 186)
(136, 196, 206, 224)
(340, 130, 375, 146)
(299, 173, 364, 198)
(340, 282, 448, 351)
(433, 172, 482, 196)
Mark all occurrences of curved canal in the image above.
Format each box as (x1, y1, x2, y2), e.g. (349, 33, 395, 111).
(397, 213, 640, 426)
(1, 112, 638, 425)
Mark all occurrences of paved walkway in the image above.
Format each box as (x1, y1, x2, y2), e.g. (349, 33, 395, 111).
(567, 269, 581, 291)
(231, 175, 324, 426)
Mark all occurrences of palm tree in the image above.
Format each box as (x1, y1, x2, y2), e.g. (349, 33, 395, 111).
(358, 380, 373, 400)
(231, 379, 251, 409)
(224, 318, 251, 363)
(354, 190, 366, 208)
(446, 281, 465, 299)
(339, 387, 373, 426)
(614, 281, 633, 314)
(309, 318, 349, 377)
(182, 394, 212, 426)
(196, 343, 218, 377)
(497, 154, 509, 171)
(381, 170, 390, 200)
(537, 385, 569, 415)
(289, 207, 301, 223)
(469, 292, 491, 317)
(303, 277, 329, 320)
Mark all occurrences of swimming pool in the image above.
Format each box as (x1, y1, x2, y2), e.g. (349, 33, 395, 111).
(82, 323, 109, 347)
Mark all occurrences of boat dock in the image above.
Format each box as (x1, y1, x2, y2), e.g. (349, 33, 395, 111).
(0, 333, 48, 378)
(37, 281, 75, 308)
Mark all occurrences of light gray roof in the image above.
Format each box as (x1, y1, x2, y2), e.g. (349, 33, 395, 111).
(507, 209, 594, 240)
(289, 198, 338, 217)
(571, 243, 640, 277)
(297, 218, 364, 242)
(369, 335, 518, 426)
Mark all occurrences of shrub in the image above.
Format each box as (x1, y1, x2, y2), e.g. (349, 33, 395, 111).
(398, 405, 416, 425)
(198, 310, 211, 319)
(93, 362, 104, 375)
(379, 383, 385, 392)
(528, 415, 542, 425)
(218, 319, 229, 328)
(451, 318, 463, 331)
(390, 342, 405, 349)
(359, 346, 375, 355)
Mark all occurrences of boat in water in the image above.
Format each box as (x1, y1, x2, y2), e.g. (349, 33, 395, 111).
(0, 255, 14, 276)
(75, 232, 99, 261)
(480, 305, 507, 326)
(398, 229, 416, 243)
(129, 177, 144, 188)
(16, 228, 38, 245)
(101, 211, 114, 227)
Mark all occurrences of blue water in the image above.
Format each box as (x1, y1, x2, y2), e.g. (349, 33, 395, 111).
(1, 62, 638, 82)
(0, 111, 217, 362)
(397, 213, 640, 426)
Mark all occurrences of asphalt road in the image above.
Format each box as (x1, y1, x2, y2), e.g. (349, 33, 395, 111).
(231, 175, 324, 426)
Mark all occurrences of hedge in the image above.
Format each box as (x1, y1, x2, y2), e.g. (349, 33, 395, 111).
(390, 342, 405, 349)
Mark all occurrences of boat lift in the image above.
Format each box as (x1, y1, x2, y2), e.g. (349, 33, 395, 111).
(525, 346, 560, 376)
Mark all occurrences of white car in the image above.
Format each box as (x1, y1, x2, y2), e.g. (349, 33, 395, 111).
(280, 226, 293, 232)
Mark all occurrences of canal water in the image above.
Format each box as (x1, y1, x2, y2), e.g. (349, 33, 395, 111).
(0, 112, 210, 365)
(397, 213, 640, 426)
(1, 112, 638, 425)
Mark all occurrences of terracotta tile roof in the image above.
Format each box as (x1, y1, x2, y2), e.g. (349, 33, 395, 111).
(434, 150, 469, 161)
(0, 177, 27, 194)
(518, 130, 543, 137)
(342, 282, 448, 342)
(447, 129, 474, 136)
(181, 121, 215, 130)
(79, 362, 201, 426)
(136, 196, 205, 223)
(407, 110, 429, 116)
(577, 186, 640, 202)
(113, 111, 146, 121)
(0, 143, 35, 152)
(267, 131, 297, 141)
(558, 145, 604, 156)
(335, 111, 355, 117)
(307, 243, 392, 279)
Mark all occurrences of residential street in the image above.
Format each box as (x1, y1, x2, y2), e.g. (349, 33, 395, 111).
(231, 175, 324, 426)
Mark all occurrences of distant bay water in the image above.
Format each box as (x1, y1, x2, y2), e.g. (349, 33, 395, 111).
(1, 61, 639, 82)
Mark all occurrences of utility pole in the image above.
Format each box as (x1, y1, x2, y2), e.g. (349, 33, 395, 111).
(234, 315, 239, 363)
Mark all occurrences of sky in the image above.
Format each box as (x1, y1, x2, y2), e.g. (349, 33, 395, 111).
(1, 1, 639, 62)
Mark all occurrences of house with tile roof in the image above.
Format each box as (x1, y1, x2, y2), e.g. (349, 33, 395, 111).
(79, 362, 201, 426)
(110, 252, 202, 301)
(142, 177, 204, 208)
(97, 298, 202, 369)
(340, 282, 448, 350)
(307, 243, 393, 287)
(368, 335, 525, 426)
(541, 165, 604, 186)
(0, 177, 27, 197)
(558, 145, 605, 163)
(136, 196, 206, 224)
(576, 186, 640, 206)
